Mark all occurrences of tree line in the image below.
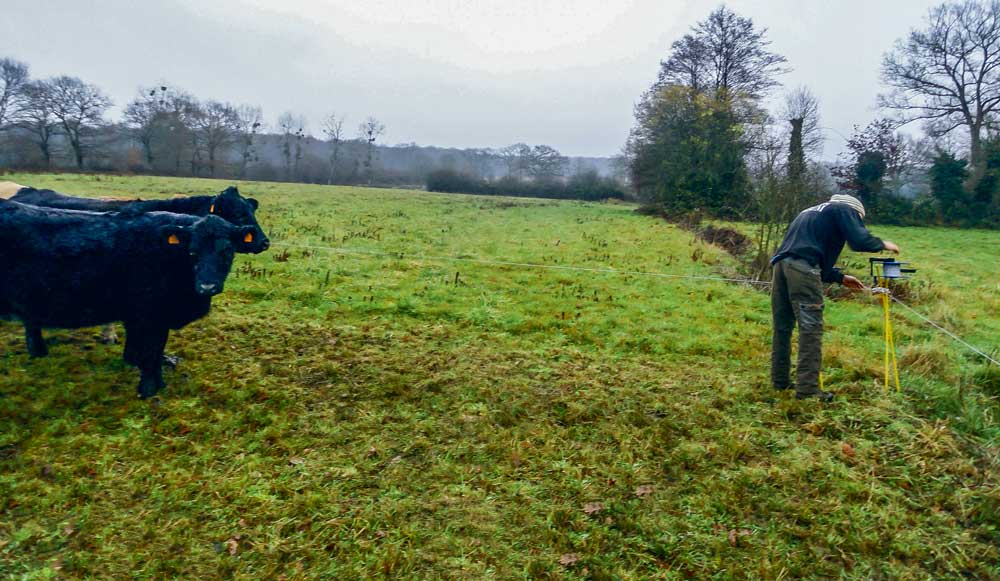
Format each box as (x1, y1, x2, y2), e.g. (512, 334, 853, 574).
(425, 143, 627, 200)
(0, 60, 619, 194)
(626, 1, 1000, 231)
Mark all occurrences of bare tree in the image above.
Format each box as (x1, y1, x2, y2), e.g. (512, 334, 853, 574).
(322, 112, 345, 184)
(783, 87, 822, 155)
(783, 86, 823, 181)
(45, 76, 112, 169)
(159, 91, 199, 175)
(124, 85, 174, 167)
(468, 147, 495, 179)
(497, 143, 531, 179)
(524, 144, 568, 180)
(294, 122, 307, 180)
(657, 5, 788, 101)
(17, 81, 59, 167)
(0, 58, 30, 131)
(195, 101, 238, 176)
(125, 87, 199, 175)
(277, 112, 305, 181)
(183, 99, 207, 175)
(747, 126, 788, 278)
(358, 116, 385, 185)
(747, 123, 827, 281)
(234, 104, 263, 178)
(881, 0, 1000, 188)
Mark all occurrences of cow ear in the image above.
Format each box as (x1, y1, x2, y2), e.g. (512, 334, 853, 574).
(161, 225, 191, 249)
(247, 198, 259, 211)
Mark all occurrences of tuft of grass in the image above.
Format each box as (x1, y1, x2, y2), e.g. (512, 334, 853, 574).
(0, 173, 998, 578)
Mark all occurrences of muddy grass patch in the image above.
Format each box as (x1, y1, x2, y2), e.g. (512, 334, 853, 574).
(697, 224, 753, 256)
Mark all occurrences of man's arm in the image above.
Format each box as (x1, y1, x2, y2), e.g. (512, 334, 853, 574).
(821, 265, 845, 285)
(836, 206, 885, 252)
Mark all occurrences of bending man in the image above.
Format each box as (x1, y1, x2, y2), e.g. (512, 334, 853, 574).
(770, 194, 900, 401)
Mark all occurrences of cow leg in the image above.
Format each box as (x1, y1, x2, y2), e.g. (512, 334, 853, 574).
(24, 322, 48, 358)
(122, 333, 138, 366)
(133, 327, 169, 399)
(123, 330, 175, 368)
(122, 323, 145, 366)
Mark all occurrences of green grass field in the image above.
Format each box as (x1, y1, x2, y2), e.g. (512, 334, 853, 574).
(1, 173, 998, 579)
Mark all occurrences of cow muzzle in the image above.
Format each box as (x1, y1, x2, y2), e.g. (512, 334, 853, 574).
(198, 282, 222, 296)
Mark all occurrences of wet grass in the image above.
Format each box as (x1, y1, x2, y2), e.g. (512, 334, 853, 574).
(1, 173, 998, 578)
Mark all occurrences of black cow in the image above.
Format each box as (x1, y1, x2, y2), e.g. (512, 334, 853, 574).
(10, 185, 270, 253)
(11, 185, 269, 346)
(0, 200, 255, 398)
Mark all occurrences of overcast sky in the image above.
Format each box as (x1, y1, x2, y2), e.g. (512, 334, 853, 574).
(3, 0, 942, 159)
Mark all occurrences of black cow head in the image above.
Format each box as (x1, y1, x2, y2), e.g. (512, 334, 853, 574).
(207, 186, 269, 254)
(161, 215, 254, 296)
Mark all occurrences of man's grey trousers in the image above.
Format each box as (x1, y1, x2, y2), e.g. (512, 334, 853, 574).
(771, 257, 825, 395)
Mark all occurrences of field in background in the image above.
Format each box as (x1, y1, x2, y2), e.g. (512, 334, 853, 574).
(1, 173, 998, 578)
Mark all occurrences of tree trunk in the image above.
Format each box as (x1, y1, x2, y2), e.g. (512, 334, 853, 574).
(142, 135, 154, 166)
(967, 123, 985, 193)
(73, 141, 84, 169)
(239, 138, 252, 179)
(327, 144, 340, 185)
(787, 118, 805, 183)
(366, 144, 374, 185)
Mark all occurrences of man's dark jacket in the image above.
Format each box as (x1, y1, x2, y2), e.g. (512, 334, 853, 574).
(771, 202, 884, 284)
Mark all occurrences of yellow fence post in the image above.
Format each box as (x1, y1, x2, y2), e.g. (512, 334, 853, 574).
(877, 280, 901, 392)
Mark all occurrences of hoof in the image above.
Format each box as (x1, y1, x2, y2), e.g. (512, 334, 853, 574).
(137, 381, 159, 400)
(27, 346, 49, 358)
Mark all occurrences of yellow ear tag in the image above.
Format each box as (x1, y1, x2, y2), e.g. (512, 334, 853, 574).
(244, 232, 254, 243)
(209, 204, 215, 213)
(167, 234, 181, 245)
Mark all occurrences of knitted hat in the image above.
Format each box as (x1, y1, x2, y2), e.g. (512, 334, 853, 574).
(829, 193, 866, 218)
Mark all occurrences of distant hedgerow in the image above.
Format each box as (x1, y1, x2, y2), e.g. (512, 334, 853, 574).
(426, 168, 626, 201)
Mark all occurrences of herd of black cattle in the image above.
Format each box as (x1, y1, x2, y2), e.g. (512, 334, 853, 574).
(0, 182, 270, 398)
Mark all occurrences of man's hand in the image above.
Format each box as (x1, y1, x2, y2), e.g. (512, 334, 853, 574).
(882, 240, 900, 254)
(842, 275, 866, 291)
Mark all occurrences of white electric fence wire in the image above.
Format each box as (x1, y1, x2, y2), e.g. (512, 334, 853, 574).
(274, 242, 997, 367)
(274, 242, 770, 286)
(890, 296, 1000, 367)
